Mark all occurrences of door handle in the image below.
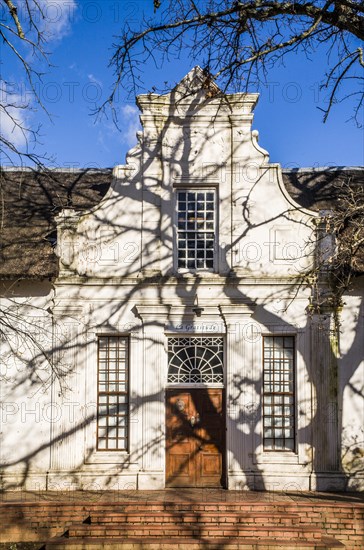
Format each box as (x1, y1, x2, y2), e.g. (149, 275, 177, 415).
(189, 414, 200, 427)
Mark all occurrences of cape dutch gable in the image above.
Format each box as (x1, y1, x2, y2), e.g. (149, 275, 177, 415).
(1, 67, 363, 492)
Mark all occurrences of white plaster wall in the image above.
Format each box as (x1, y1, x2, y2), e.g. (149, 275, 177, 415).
(45, 278, 316, 490)
(2, 276, 362, 490)
(0, 281, 54, 488)
(2, 68, 362, 491)
(339, 280, 364, 489)
(55, 69, 314, 282)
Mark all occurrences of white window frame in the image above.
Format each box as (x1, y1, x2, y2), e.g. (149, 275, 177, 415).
(166, 336, 224, 388)
(262, 334, 296, 453)
(96, 335, 130, 452)
(174, 188, 218, 273)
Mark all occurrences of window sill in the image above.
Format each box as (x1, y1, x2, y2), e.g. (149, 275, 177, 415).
(253, 452, 299, 465)
(176, 269, 216, 276)
(167, 383, 224, 389)
(84, 451, 134, 465)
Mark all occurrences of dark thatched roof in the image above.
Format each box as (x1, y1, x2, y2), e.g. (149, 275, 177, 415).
(283, 167, 364, 275)
(282, 167, 364, 211)
(0, 168, 112, 279)
(0, 166, 363, 279)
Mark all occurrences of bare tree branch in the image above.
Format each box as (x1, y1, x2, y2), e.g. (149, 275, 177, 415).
(0, 0, 52, 166)
(105, 0, 364, 124)
(2, 0, 24, 37)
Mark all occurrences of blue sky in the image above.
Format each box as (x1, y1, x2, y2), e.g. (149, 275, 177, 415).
(2, 0, 363, 169)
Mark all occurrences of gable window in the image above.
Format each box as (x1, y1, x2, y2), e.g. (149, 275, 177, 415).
(97, 336, 129, 451)
(177, 190, 216, 270)
(263, 336, 295, 451)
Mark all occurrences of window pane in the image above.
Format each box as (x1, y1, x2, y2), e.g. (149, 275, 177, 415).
(168, 337, 223, 384)
(97, 336, 129, 451)
(176, 190, 216, 269)
(263, 335, 295, 452)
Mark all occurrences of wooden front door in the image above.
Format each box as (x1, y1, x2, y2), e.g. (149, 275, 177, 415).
(166, 388, 225, 487)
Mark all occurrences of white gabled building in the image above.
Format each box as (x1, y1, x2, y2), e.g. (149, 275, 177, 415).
(1, 67, 363, 492)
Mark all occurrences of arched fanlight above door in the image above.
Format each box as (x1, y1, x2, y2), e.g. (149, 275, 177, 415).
(167, 337, 223, 384)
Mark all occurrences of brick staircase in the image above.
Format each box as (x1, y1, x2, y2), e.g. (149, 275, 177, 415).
(1, 492, 363, 549)
(0, 499, 90, 546)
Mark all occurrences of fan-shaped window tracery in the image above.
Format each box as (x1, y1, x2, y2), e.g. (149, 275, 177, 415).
(168, 337, 223, 384)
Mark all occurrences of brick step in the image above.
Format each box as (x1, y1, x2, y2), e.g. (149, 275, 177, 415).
(0, 504, 364, 513)
(0, 505, 89, 513)
(2, 500, 363, 547)
(0, 544, 44, 550)
(85, 502, 364, 512)
(1, 517, 89, 543)
(2, 501, 363, 515)
(0, 506, 303, 517)
(68, 523, 327, 540)
(87, 511, 300, 525)
(2, 517, 85, 525)
(44, 535, 345, 549)
(1, 525, 81, 539)
(0, 510, 88, 520)
(0, 527, 79, 545)
(0, 526, 61, 543)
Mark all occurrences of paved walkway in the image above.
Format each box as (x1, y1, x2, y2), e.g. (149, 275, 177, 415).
(1, 489, 364, 504)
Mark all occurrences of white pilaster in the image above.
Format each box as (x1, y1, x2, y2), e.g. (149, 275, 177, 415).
(219, 302, 256, 488)
(134, 304, 170, 488)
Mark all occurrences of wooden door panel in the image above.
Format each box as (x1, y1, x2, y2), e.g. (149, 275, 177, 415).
(200, 454, 221, 475)
(200, 391, 222, 412)
(166, 388, 225, 488)
(166, 391, 195, 486)
(170, 454, 192, 475)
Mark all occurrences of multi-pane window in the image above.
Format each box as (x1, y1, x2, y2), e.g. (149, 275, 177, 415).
(263, 336, 295, 451)
(168, 337, 224, 384)
(97, 336, 129, 451)
(177, 190, 215, 270)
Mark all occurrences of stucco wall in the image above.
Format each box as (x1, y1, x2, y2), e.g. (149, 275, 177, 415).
(1, 69, 363, 491)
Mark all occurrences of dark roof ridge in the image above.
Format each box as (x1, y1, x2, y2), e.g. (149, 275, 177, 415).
(2, 166, 362, 173)
(0, 166, 113, 173)
(282, 166, 363, 173)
